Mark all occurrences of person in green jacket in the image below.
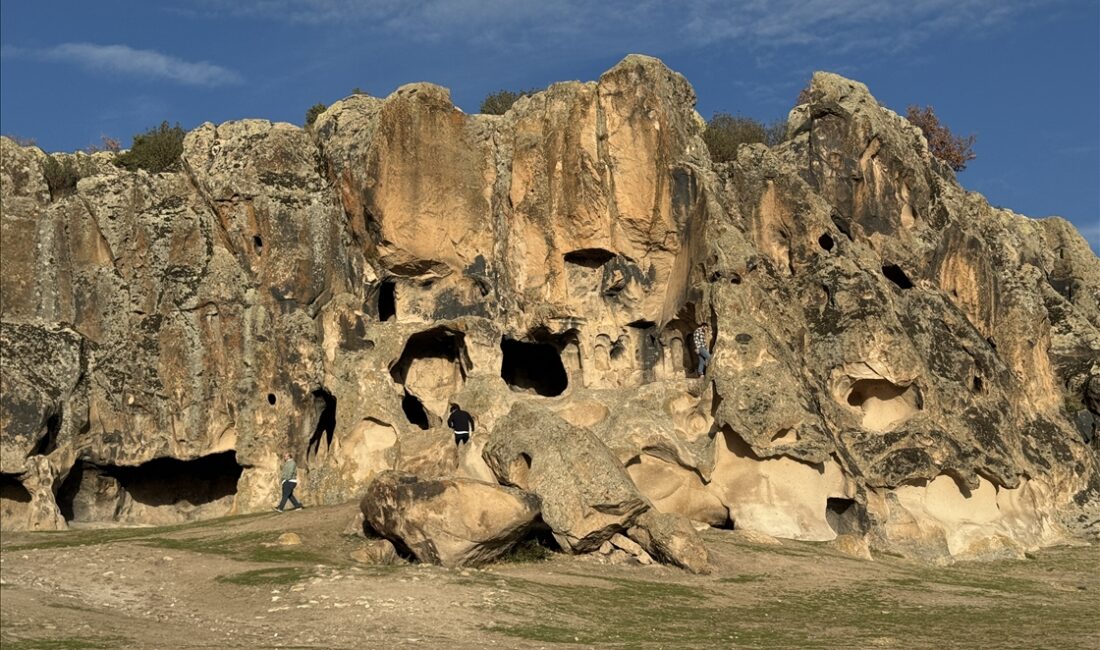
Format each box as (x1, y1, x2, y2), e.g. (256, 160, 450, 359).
(274, 452, 303, 512)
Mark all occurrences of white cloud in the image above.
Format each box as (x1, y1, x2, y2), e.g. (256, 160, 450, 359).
(3, 43, 242, 86)
(196, 0, 1058, 55)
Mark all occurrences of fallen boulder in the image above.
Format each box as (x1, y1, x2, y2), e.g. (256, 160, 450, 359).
(628, 510, 711, 574)
(361, 470, 540, 567)
(482, 401, 649, 552)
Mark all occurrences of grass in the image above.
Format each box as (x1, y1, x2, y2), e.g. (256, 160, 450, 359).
(3, 512, 269, 552)
(0, 637, 128, 650)
(140, 531, 327, 564)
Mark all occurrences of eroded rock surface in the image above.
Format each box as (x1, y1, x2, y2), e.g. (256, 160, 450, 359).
(2, 56, 1098, 565)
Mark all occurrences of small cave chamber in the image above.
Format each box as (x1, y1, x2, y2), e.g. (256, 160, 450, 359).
(846, 378, 922, 432)
(56, 452, 243, 525)
(0, 473, 32, 526)
(401, 391, 432, 430)
(500, 332, 569, 397)
(391, 327, 469, 423)
(882, 263, 914, 289)
(378, 279, 397, 322)
(825, 498, 867, 536)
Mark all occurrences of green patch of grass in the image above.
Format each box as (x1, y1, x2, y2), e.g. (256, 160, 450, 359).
(0, 636, 128, 649)
(4, 513, 269, 551)
(216, 566, 310, 586)
(140, 532, 326, 564)
(498, 539, 554, 564)
(717, 573, 768, 584)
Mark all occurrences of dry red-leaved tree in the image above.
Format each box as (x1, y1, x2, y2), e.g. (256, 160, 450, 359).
(906, 105, 976, 172)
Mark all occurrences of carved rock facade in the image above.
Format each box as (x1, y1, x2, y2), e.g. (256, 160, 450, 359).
(2, 56, 1098, 564)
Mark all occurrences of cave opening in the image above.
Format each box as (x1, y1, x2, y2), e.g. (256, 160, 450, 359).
(390, 327, 468, 385)
(500, 337, 568, 397)
(29, 413, 60, 457)
(267, 393, 277, 406)
(57, 452, 243, 523)
(563, 248, 615, 269)
(882, 263, 914, 289)
(378, 279, 396, 322)
(1, 473, 31, 504)
(253, 235, 263, 255)
(971, 376, 984, 394)
(825, 497, 866, 536)
(818, 233, 835, 251)
(846, 378, 921, 432)
(307, 388, 337, 458)
(401, 391, 431, 430)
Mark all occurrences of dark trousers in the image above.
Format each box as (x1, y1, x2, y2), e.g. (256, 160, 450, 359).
(277, 480, 301, 510)
(454, 431, 470, 445)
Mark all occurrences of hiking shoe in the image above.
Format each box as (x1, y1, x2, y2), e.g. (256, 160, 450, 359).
(273, 507, 284, 513)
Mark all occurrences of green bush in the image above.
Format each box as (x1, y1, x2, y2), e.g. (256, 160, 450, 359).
(703, 113, 787, 163)
(479, 89, 534, 115)
(115, 121, 185, 173)
(43, 155, 80, 199)
(305, 103, 327, 127)
(906, 105, 976, 172)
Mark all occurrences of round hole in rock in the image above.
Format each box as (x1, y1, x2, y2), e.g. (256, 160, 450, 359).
(500, 337, 568, 397)
(267, 393, 277, 406)
(401, 391, 431, 430)
(818, 233, 835, 251)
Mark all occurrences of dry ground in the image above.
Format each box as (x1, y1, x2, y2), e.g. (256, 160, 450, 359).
(1, 502, 1098, 649)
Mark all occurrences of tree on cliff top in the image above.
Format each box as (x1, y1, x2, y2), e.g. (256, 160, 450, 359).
(703, 113, 787, 163)
(479, 89, 534, 115)
(305, 103, 327, 127)
(115, 121, 185, 173)
(906, 105, 976, 172)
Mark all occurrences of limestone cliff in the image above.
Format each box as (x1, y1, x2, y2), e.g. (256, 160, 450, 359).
(2, 55, 1098, 563)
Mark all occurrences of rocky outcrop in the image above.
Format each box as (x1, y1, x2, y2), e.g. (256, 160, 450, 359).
(361, 470, 540, 566)
(2, 56, 1098, 565)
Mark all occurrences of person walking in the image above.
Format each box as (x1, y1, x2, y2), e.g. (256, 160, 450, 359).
(693, 323, 712, 376)
(447, 404, 474, 446)
(274, 452, 303, 512)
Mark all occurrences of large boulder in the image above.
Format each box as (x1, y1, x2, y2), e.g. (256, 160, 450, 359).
(628, 509, 711, 574)
(482, 401, 649, 552)
(360, 470, 540, 567)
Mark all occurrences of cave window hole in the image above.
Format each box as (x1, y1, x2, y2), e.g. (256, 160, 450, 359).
(29, 413, 60, 457)
(882, 263, 914, 289)
(401, 391, 431, 430)
(390, 327, 469, 386)
(500, 337, 568, 397)
(1, 473, 31, 505)
(378, 280, 396, 322)
(267, 393, 277, 406)
(563, 248, 615, 269)
(253, 235, 263, 255)
(307, 388, 338, 459)
(971, 376, 984, 394)
(825, 498, 865, 536)
(818, 233, 835, 252)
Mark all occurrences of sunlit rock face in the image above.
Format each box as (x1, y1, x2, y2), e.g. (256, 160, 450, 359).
(2, 56, 1098, 565)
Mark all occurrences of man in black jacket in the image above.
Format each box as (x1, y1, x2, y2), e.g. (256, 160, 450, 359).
(447, 404, 474, 446)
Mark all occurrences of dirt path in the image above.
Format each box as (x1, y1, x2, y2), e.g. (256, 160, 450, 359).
(2, 503, 1098, 649)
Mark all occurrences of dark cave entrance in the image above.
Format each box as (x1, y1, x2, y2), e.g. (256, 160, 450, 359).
(57, 452, 243, 523)
(378, 280, 396, 322)
(882, 263, 914, 289)
(390, 327, 469, 385)
(818, 233, 835, 251)
(307, 388, 337, 458)
(401, 391, 431, 430)
(825, 497, 866, 536)
(1, 473, 31, 504)
(563, 248, 615, 269)
(500, 336, 568, 397)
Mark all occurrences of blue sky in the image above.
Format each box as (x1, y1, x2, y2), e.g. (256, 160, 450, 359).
(2, 1, 1097, 251)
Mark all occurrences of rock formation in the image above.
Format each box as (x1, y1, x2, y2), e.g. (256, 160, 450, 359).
(2, 55, 1098, 566)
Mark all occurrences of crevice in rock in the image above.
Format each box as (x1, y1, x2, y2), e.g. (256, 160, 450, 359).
(57, 452, 243, 523)
(882, 263, 914, 289)
(307, 388, 337, 459)
(378, 279, 396, 322)
(500, 336, 568, 397)
(28, 412, 61, 457)
(825, 497, 866, 535)
(401, 391, 431, 430)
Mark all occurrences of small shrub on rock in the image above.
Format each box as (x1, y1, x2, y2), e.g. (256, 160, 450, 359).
(906, 105, 976, 172)
(305, 103, 327, 127)
(703, 113, 787, 163)
(115, 121, 185, 173)
(43, 155, 80, 199)
(479, 89, 531, 115)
